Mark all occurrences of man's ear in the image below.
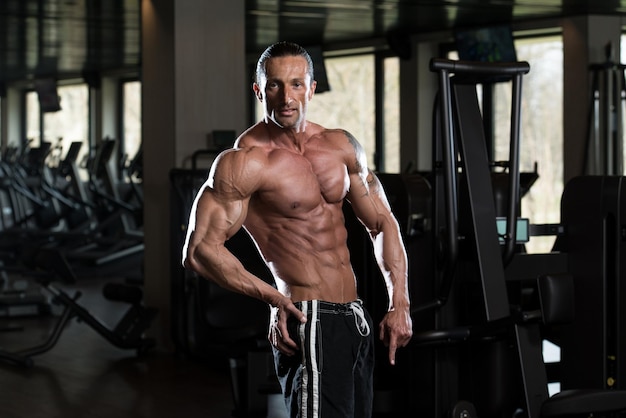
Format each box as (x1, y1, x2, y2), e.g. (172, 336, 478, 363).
(253, 82, 263, 101)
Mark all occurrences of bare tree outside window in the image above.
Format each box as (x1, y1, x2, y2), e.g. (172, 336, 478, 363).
(123, 81, 142, 164)
(384, 57, 400, 173)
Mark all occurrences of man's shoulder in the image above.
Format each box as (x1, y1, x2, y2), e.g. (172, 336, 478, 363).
(214, 145, 267, 171)
(235, 122, 270, 148)
(309, 127, 366, 173)
(309, 127, 358, 153)
(306, 121, 341, 137)
(209, 146, 267, 197)
(213, 125, 269, 174)
(310, 126, 353, 141)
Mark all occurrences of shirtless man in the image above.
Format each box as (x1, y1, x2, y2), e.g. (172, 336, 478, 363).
(183, 41, 412, 418)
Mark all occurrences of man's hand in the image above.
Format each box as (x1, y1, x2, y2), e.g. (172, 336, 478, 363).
(379, 308, 413, 365)
(268, 298, 307, 356)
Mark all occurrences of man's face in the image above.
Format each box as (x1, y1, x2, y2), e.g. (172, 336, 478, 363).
(254, 55, 317, 131)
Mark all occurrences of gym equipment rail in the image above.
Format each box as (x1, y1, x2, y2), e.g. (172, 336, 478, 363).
(0, 248, 156, 368)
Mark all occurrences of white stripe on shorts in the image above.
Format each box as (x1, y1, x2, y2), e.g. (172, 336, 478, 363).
(299, 300, 320, 418)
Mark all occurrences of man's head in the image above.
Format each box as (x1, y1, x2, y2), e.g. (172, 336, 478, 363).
(255, 41, 315, 86)
(253, 42, 317, 131)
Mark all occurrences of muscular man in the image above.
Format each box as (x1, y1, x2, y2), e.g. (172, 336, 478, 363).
(183, 41, 412, 418)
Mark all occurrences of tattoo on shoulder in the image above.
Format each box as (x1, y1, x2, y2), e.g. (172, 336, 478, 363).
(342, 130, 366, 172)
(342, 129, 358, 146)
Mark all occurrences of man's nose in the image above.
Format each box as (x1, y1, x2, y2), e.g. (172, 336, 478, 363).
(282, 87, 293, 104)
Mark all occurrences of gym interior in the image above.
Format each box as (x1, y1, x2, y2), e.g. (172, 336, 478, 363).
(0, 1, 625, 417)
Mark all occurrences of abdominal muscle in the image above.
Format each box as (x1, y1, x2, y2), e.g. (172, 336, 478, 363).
(244, 201, 358, 304)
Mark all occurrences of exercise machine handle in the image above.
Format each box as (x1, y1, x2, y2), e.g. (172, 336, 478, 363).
(430, 58, 530, 76)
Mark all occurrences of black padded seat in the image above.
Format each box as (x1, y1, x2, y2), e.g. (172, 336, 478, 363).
(541, 389, 626, 417)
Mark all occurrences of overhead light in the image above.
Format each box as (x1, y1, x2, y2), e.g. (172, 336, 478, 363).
(248, 10, 326, 19)
(283, 1, 372, 11)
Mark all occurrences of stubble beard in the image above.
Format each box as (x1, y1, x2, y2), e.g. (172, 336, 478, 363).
(268, 103, 307, 132)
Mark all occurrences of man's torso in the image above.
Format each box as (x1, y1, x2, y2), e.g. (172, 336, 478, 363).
(237, 123, 358, 302)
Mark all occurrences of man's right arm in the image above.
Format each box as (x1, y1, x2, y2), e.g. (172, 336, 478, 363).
(182, 150, 306, 349)
(182, 150, 284, 307)
(183, 151, 306, 355)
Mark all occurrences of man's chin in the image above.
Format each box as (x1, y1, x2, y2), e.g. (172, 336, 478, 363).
(271, 116, 300, 130)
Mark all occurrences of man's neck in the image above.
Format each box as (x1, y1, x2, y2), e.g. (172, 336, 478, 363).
(265, 119, 310, 150)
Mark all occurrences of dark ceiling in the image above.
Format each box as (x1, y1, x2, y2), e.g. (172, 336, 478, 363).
(1, 0, 626, 86)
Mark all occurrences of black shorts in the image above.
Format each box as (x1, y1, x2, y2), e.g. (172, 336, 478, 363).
(272, 300, 374, 418)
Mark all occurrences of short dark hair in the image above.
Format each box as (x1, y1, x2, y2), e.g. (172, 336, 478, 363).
(255, 41, 314, 84)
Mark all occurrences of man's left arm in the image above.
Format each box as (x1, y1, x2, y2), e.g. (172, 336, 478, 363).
(343, 132, 413, 365)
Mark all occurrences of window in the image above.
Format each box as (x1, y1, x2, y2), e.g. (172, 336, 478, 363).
(493, 35, 564, 253)
(383, 56, 401, 173)
(620, 35, 626, 173)
(25, 83, 89, 167)
(122, 80, 142, 167)
(25, 92, 40, 146)
(448, 34, 563, 253)
(308, 54, 376, 167)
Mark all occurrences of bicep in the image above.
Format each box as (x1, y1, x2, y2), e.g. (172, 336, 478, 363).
(347, 170, 393, 234)
(188, 148, 261, 247)
(339, 131, 389, 232)
(189, 188, 248, 249)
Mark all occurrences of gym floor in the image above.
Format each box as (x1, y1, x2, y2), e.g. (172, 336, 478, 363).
(0, 276, 240, 418)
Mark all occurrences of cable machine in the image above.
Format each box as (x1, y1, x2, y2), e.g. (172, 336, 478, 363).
(584, 43, 626, 176)
(404, 58, 626, 417)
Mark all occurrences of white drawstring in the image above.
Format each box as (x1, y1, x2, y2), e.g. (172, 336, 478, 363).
(350, 300, 370, 337)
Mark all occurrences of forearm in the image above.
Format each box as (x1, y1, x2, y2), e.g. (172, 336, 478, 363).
(187, 241, 285, 307)
(372, 220, 410, 312)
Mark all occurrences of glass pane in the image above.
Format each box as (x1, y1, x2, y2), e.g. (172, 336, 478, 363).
(42, 84, 89, 168)
(622, 35, 626, 172)
(123, 81, 142, 164)
(384, 56, 400, 173)
(25, 91, 40, 146)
